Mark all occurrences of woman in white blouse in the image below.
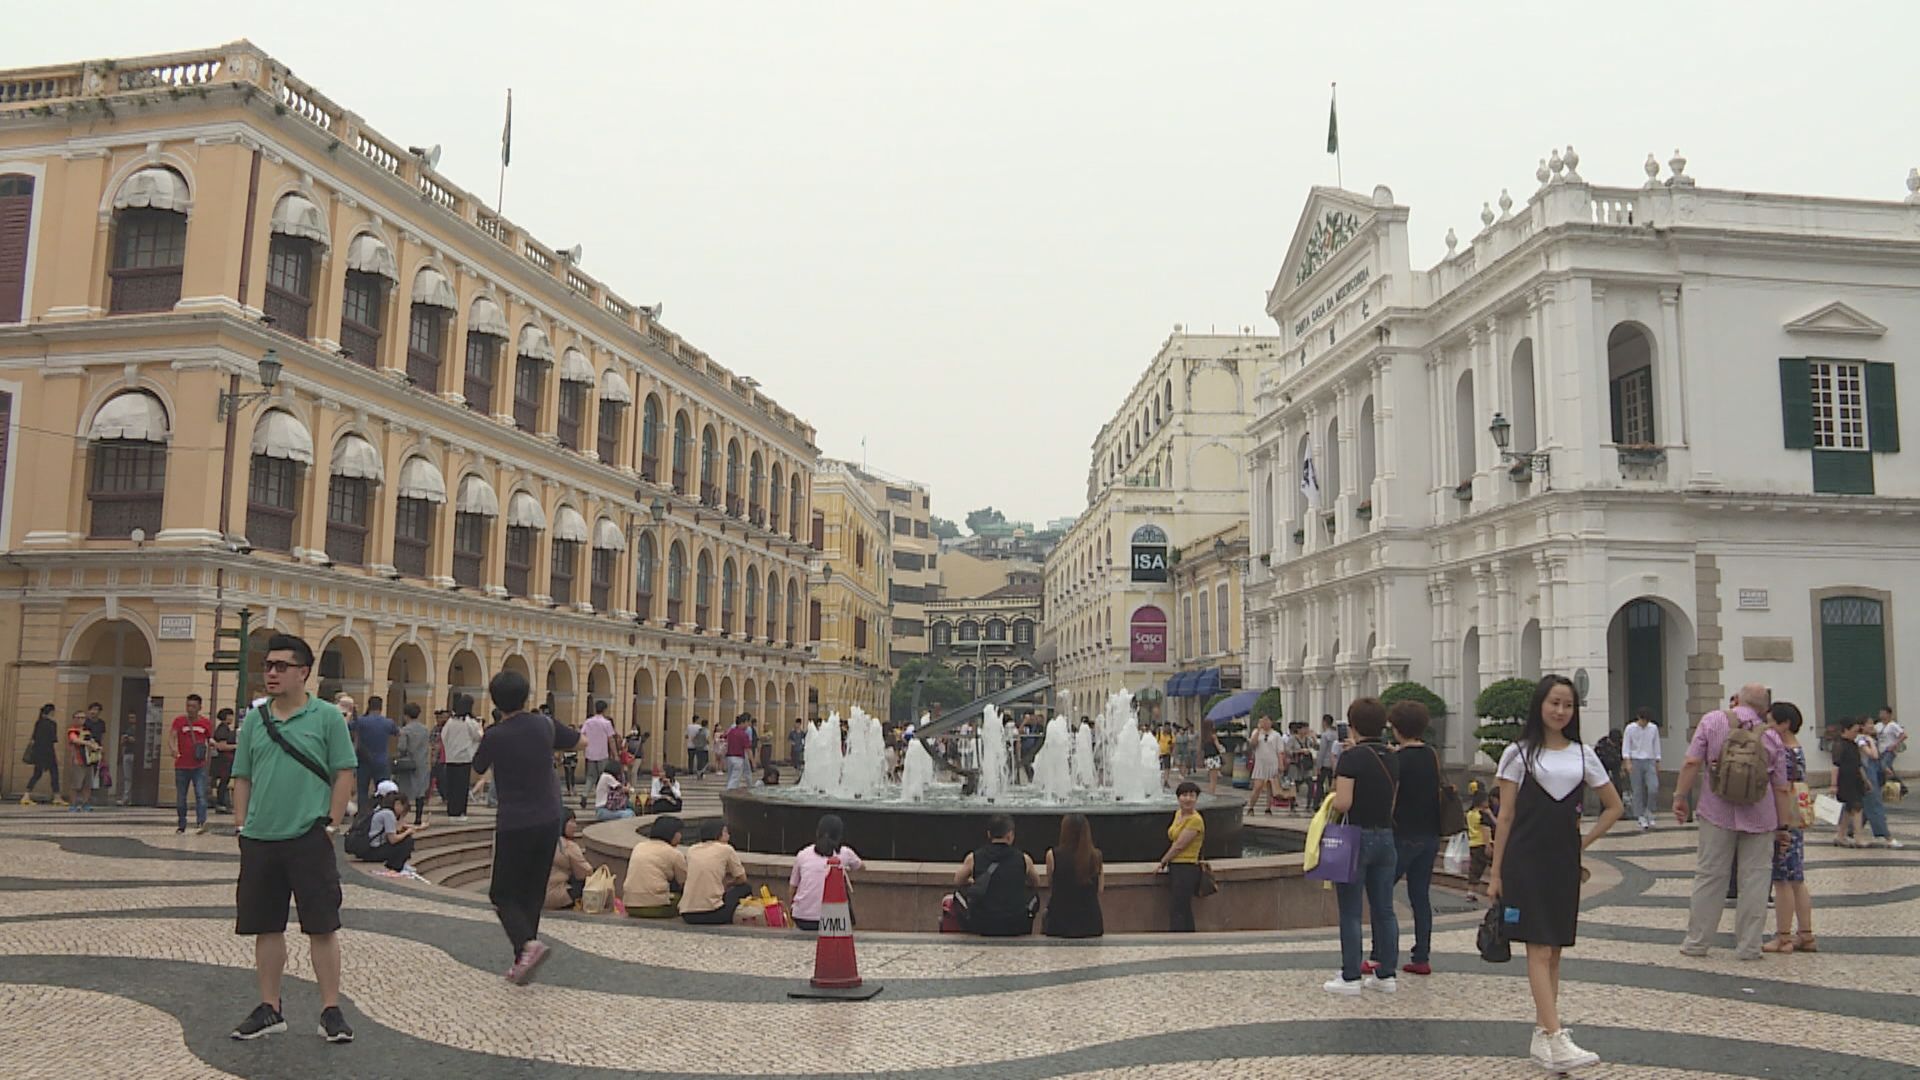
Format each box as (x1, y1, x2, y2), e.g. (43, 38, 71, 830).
(1487, 675, 1625, 1073)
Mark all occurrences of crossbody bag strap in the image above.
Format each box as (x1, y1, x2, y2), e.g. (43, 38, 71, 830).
(1367, 744, 1399, 816)
(1431, 745, 1448, 811)
(256, 707, 335, 788)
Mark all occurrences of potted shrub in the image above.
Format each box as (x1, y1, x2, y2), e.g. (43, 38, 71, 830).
(1453, 480, 1474, 501)
(1474, 677, 1537, 763)
(1292, 527, 1306, 545)
(1356, 499, 1373, 521)
(1322, 512, 1336, 536)
(1507, 459, 1531, 482)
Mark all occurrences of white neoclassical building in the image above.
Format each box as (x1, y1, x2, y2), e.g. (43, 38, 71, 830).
(1245, 151, 1920, 769)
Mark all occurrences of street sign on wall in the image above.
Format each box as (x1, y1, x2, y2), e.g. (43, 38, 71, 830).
(1130, 524, 1169, 583)
(1129, 605, 1168, 663)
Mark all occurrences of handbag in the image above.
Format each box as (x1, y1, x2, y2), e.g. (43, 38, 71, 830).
(1195, 860, 1220, 897)
(1306, 821, 1362, 884)
(20, 745, 32, 765)
(581, 866, 616, 914)
(1813, 793, 1842, 826)
(1433, 748, 1468, 835)
(1790, 780, 1816, 829)
(1477, 902, 1512, 963)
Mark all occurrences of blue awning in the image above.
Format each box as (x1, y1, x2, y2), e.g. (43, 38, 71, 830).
(1166, 671, 1194, 697)
(1191, 668, 1222, 698)
(1205, 688, 1262, 722)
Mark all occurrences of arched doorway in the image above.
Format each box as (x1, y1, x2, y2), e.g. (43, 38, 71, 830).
(691, 672, 712, 730)
(632, 668, 657, 757)
(1460, 628, 1481, 762)
(586, 663, 612, 718)
(742, 679, 758, 722)
(447, 649, 483, 712)
(319, 634, 369, 704)
(662, 670, 687, 768)
(1605, 597, 1694, 741)
(65, 618, 157, 805)
(718, 675, 737, 724)
(386, 642, 431, 720)
(1519, 619, 1542, 680)
(546, 658, 575, 722)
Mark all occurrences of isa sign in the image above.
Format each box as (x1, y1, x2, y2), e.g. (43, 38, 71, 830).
(1129, 605, 1168, 664)
(1130, 523, 1169, 583)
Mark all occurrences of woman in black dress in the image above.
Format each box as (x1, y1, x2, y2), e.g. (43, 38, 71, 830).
(1043, 813, 1104, 938)
(1831, 717, 1869, 846)
(1487, 675, 1624, 1073)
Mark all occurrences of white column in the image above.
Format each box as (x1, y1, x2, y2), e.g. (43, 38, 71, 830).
(1657, 285, 1685, 447)
(1426, 351, 1447, 518)
(1528, 289, 1553, 449)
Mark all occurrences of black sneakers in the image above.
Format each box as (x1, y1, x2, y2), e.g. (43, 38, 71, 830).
(231, 1002, 287, 1040)
(319, 1006, 354, 1043)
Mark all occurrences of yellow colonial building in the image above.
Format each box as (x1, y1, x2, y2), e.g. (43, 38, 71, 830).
(806, 462, 891, 718)
(0, 42, 819, 802)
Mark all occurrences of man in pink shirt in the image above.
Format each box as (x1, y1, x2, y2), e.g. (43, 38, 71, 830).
(579, 702, 616, 786)
(1672, 682, 1795, 960)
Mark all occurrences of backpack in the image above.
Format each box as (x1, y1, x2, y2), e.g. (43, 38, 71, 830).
(1709, 712, 1772, 805)
(342, 807, 376, 859)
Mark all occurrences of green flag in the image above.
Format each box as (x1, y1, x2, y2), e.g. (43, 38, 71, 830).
(1326, 92, 1338, 155)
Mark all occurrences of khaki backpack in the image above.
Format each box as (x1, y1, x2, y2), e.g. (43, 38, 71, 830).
(1709, 711, 1771, 805)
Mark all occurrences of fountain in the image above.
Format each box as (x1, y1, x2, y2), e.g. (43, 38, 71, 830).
(722, 693, 1245, 862)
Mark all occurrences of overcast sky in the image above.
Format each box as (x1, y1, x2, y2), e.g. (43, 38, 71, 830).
(9, 3, 1916, 524)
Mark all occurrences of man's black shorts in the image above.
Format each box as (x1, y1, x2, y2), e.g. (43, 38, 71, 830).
(236, 822, 342, 936)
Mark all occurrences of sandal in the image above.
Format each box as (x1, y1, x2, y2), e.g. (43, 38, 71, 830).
(1761, 932, 1795, 954)
(1795, 932, 1817, 952)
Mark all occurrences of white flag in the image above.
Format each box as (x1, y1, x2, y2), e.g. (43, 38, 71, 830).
(1301, 448, 1322, 511)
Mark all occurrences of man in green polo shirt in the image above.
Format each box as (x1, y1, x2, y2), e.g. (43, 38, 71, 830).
(228, 632, 358, 1044)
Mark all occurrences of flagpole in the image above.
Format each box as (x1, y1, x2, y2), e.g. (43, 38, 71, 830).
(497, 88, 511, 214)
(1332, 82, 1342, 189)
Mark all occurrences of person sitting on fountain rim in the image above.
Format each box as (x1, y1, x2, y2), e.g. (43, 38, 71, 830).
(623, 815, 687, 918)
(952, 814, 1041, 936)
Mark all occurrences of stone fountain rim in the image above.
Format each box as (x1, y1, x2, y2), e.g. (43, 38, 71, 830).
(719, 787, 1248, 816)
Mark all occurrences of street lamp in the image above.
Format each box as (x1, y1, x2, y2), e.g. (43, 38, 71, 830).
(649, 496, 668, 524)
(218, 350, 283, 421)
(1489, 411, 1550, 481)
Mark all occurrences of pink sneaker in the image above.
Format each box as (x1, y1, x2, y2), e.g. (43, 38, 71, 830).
(507, 940, 551, 986)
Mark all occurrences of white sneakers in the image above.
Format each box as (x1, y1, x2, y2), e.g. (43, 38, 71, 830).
(1531, 1027, 1600, 1071)
(1362, 973, 1398, 993)
(1321, 975, 1362, 996)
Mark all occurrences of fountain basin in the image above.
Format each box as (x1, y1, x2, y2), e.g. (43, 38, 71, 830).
(721, 786, 1246, 863)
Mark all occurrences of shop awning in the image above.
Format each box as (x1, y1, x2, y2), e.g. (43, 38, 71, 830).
(516, 324, 553, 361)
(398, 457, 448, 504)
(1205, 688, 1263, 723)
(411, 267, 457, 310)
(453, 474, 497, 515)
(559, 346, 595, 384)
(88, 392, 169, 442)
(598, 367, 632, 403)
(592, 517, 627, 551)
(330, 434, 383, 481)
(249, 409, 314, 465)
(113, 167, 189, 212)
(345, 234, 397, 280)
(1191, 668, 1222, 699)
(507, 490, 547, 529)
(1166, 671, 1195, 697)
(552, 505, 589, 543)
(269, 193, 328, 245)
(467, 296, 510, 338)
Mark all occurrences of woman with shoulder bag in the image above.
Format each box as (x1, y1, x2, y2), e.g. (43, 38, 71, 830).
(1763, 702, 1816, 952)
(1363, 700, 1446, 978)
(1324, 697, 1400, 995)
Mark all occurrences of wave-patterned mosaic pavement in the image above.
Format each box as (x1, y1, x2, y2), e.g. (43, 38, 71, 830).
(0, 805, 1914, 1079)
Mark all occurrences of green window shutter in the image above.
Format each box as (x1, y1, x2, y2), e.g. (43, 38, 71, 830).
(1812, 450, 1874, 495)
(1608, 378, 1624, 444)
(1866, 362, 1899, 452)
(1779, 358, 1813, 449)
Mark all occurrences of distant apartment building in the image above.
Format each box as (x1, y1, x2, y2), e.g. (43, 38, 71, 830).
(836, 463, 939, 670)
(807, 463, 891, 718)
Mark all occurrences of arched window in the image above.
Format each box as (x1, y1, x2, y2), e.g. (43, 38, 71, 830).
(108, 167, 188, 314)
(665, 542, 687, 623)
(725, 438, 744, 516)
(463, 296, 509, 413)
(504, 490, 545, 600)
(786, 576, 801, 646)
(768, 464, 785, 533)
(1509, 339, 1537, 453)
(695, 549, 713, 628)
(1607, 324, 1656, 445)
(745, 569, 759, 635)
(721, 557, 738, 633)
(340, 234, 395, 367)
(1164, 378, 1174, 414)
(700, 426, 719, 506)
(765, 573, 781, 640)
(854, 531, 866, 567)
(789, 481, 803, 542)
(326, 433, 382, 568)
(557, 347, 593, 452)
(407, 268, 455, 391)
(641, 395, 664, 481)
(1013, 619, 1034, 645)
(986, 666, 1008, 693)
(597, 369, 630, 465)
(86, 391, 169, 539)
(748, 451, 764, 525)
(634, 531, 657, 618)
(959, 665, 978, 696)
(671, 410, 692, 493)
(959, 620, 980, 642)
(1357, 396, 1377, 515)
(986, 618, 1006, 641)
(1454, 369, 1477, 494)
(809, 599, 823, 642)
(246, 409, 312, 554)
(513, 325, 553, 432)
(933, 622, 952, 648)
(549, 505, 588, 607)
(449, 472, 495, 588)
(264, 193, 325, 337)
(590, 517, 622, 611)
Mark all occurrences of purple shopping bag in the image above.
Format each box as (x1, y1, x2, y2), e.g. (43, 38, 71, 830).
(1306, 822, 1361, 884)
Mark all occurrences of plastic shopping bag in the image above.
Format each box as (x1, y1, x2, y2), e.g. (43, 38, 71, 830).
(581, 866, 616, 914)
(1813, 794, 1842, 826)
(1442, 833, 1471, 877)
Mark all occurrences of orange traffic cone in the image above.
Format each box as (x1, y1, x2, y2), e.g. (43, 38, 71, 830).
(788, 855, 883, 1000)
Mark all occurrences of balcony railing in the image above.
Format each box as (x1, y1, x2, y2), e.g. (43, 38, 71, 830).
(394, 536, 429, 578)
(452, 551, 482, 588)
(246, 506, 295, 553)
(504, 564, 530, 599)
(326, 523, 367, 567)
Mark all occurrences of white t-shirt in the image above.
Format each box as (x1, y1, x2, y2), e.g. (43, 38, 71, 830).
(594, 772, 624, 810)
(1496, 741, 1612, 802)
(1880, 720, 1905, 754)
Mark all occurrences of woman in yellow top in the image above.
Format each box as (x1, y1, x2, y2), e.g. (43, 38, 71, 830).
(1156, 780, 1206, 931)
